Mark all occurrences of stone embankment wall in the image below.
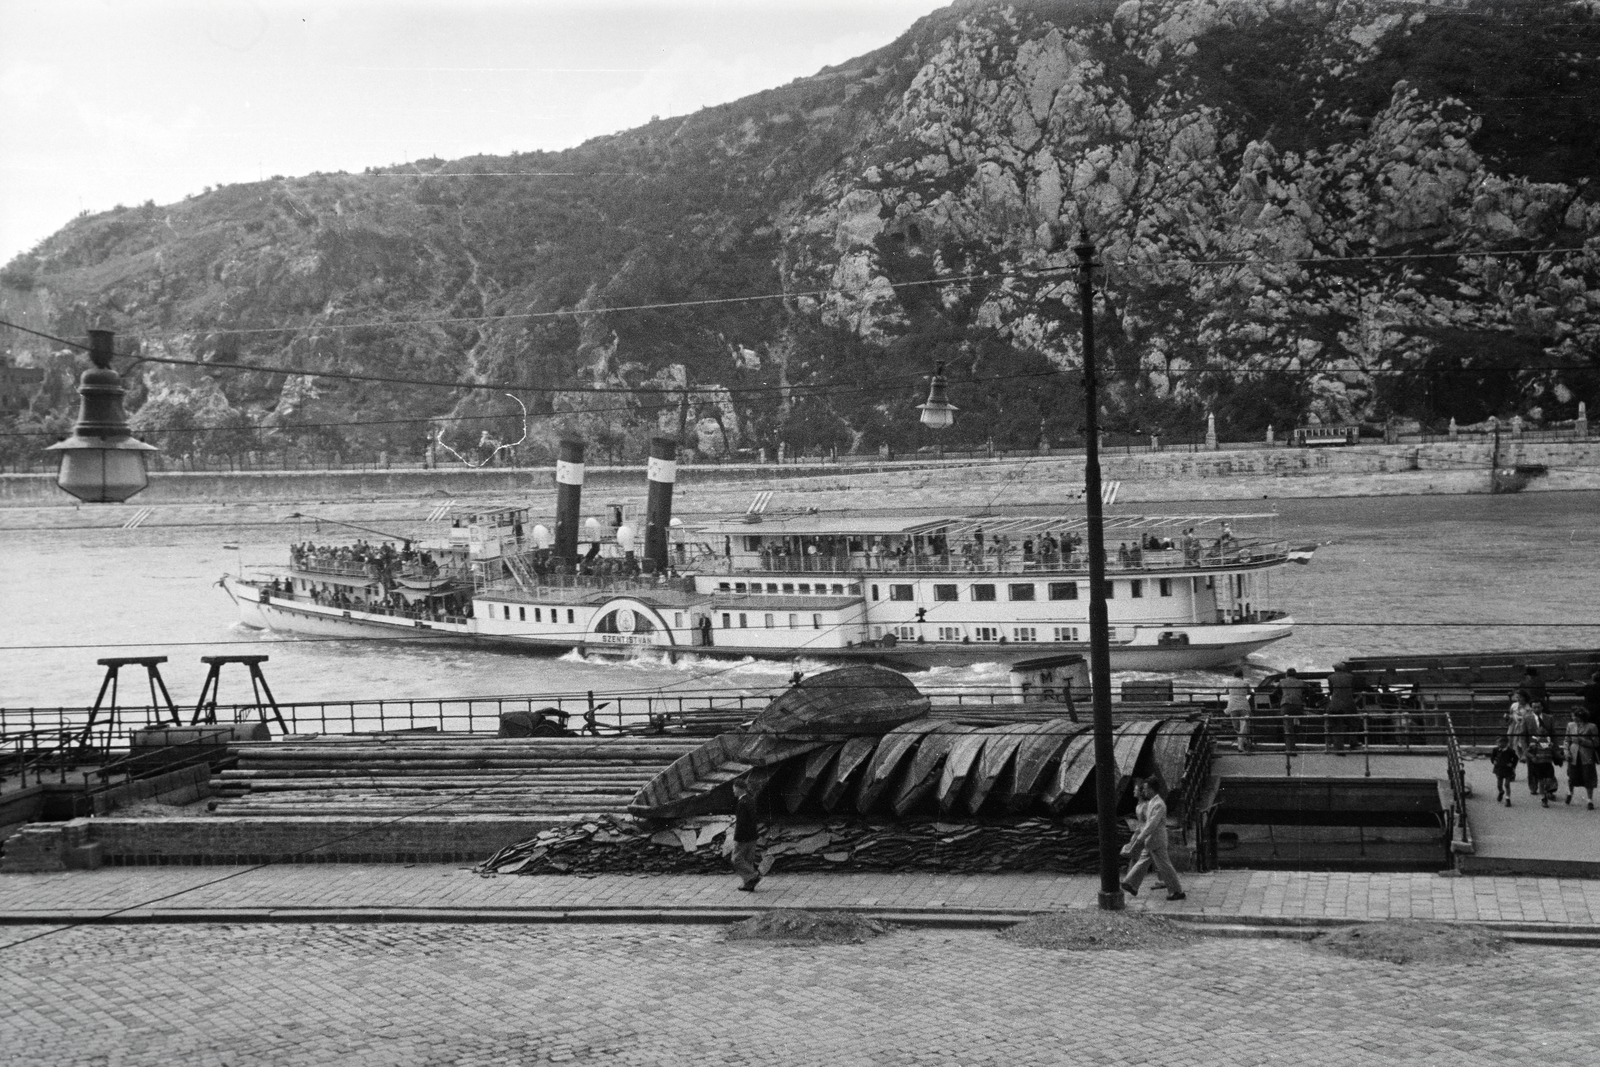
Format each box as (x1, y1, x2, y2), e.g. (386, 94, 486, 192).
(2, 439, 1597, 510)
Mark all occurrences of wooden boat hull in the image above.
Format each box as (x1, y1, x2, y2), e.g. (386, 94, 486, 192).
(629, 731, 837, 819)
(1044, 731, 1101, 813)
(819, 735, 878, 812)
(1149, 721, 1199, 798)
(890, 724, 975, 817)
(965, 723, 1038, 814)
(937, 731, 990, 816)
(752, 665, 930, 735)
(782, 741, 845, 814)
(1008, 720, 1085, 810)
(1109, 720, 1161, 805)
(856, 721, 941, 815)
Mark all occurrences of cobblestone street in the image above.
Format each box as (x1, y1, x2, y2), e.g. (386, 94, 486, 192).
(4, 921, 1597, 1066)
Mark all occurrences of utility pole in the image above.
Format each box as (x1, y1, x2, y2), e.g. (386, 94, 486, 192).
(1075, 228, 1125, 912)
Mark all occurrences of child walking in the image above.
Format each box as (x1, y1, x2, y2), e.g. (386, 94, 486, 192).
(1527, 734, 1560, 808)
(1492, 735, 1519, 806)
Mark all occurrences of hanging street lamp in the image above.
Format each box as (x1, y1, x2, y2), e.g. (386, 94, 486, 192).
(917, 360, 958, 430)
(45, 329, 159, 503)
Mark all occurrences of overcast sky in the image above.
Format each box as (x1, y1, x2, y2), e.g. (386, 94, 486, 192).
(0, 0, 948, 265)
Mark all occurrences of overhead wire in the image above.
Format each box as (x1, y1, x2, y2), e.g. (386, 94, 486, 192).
(2, 619, 1598, 655)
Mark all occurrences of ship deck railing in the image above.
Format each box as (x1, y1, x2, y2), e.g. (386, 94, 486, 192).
(261, 589, 472, 627)
(719, 541, 1290, 577)
(475, 573, 701, 602)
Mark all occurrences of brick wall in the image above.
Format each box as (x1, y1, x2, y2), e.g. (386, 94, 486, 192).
(85, 815, 565, 866)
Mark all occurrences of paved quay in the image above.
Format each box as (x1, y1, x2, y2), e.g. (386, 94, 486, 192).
(2, 865, 1599, 930)
(3, 916, 1597, 1066)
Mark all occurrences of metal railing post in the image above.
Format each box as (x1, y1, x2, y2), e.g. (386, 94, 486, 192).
(1363, 714, 1372, 777)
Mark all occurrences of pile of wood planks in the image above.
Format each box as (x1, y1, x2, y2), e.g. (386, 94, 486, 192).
(207, 734, 705, 818)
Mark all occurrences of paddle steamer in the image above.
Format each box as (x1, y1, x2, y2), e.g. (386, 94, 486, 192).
(222, 505, 1294, 672)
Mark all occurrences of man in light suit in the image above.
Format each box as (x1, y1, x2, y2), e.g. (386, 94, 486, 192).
(1120, 778, 1186, 901)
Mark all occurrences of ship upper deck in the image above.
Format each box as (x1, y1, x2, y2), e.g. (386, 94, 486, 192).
(689, 511, 1279, 539)
(717, 541, 1290, 577)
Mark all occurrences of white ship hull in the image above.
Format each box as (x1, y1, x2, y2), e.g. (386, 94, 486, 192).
(223, 576, 1289, 672)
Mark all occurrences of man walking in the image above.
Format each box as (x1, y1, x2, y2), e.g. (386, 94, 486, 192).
(730, 778, 762, 891)
(1120, 778, 1185, 902)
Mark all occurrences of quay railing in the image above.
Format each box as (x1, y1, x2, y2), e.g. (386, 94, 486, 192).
(1, 682, 1236, 747)
(1443, 709, 1475, 860)
(0, 681, 1543, 752)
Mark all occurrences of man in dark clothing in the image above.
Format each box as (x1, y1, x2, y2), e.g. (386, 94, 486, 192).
(1583, 670, 1600, 722)
(1521, 667, 1550, 716)
(731, 779, 761, 891)
(1278, 668, 1307, 754)
(1326, 663, 1357, 753)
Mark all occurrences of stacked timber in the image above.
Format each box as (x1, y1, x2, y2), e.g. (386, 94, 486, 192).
(207, 734, 704, 818)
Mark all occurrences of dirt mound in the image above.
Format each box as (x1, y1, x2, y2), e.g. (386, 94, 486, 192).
(999, 910, 1197, 951)
(725, 909, 893, 945)
(1314, 921, 1508, 965)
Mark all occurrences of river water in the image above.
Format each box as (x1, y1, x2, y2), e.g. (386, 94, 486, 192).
(2, 491, 1597, 712)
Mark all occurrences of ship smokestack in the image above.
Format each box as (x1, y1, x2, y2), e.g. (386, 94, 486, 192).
(643, 436, 677, 574)
(553, 438, 585, 565)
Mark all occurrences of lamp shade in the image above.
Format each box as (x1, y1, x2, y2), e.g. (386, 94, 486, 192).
(917, 360, 958, 430)
(44, 330, 159, 504)
(49, 436, 158, 503)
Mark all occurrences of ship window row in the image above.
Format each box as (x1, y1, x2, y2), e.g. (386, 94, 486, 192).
(718, 581, 858, 596)
(490, 604, 575, 624)
(720, 612, 824, 629)
(870, 579, 1175, 602)
(932, 624, 1083, 643)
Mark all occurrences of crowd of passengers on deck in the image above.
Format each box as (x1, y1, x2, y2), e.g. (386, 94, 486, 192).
(261, 573, 473, 621)
(290, 540, 441, 581)
(748, 523, 1247, 573)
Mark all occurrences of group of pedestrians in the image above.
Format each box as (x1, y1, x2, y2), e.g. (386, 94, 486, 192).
(1494, 669, 1600, 810)
(1226, 663, 1363, 753)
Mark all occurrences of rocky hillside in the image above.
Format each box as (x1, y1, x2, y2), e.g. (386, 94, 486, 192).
(3, 0, 1597, 465)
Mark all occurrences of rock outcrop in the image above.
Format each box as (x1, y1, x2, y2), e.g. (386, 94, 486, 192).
(3, 0, 1596, 463)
